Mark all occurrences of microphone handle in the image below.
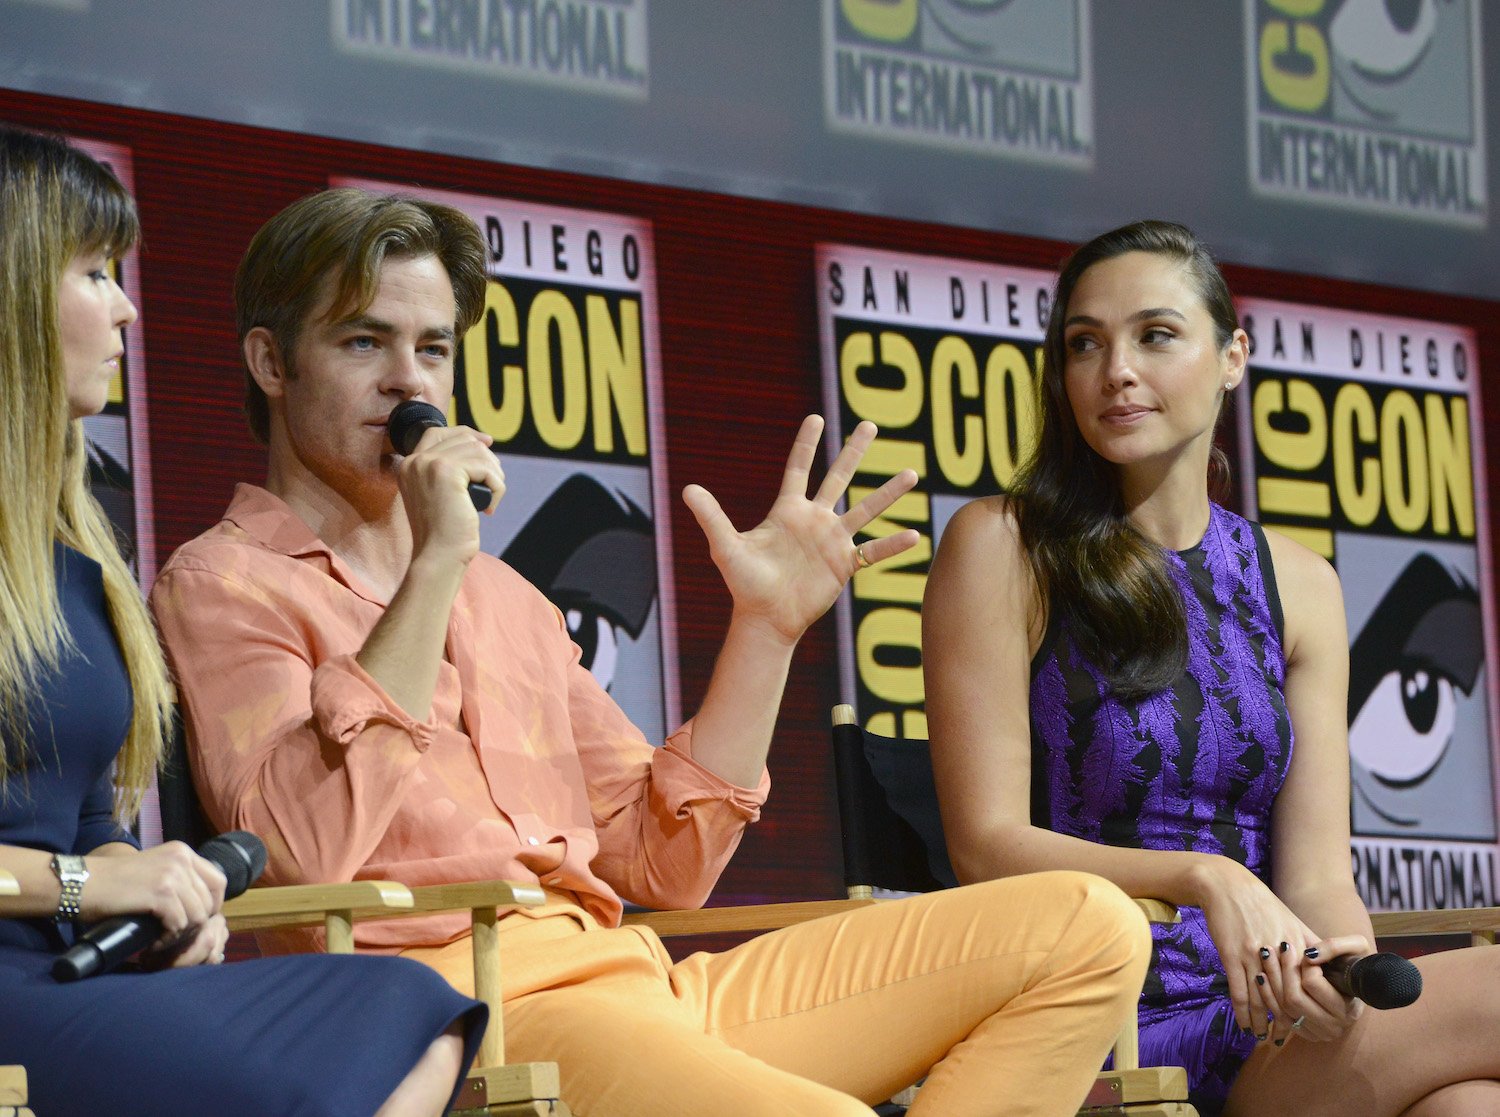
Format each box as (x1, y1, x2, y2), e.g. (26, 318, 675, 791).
(1321, 956, 1358, 1000)
(51, 832, 267, 983)
(465, 481, 491, 512)
(51, 913, 163, 982)
(402, 417, 492, 512)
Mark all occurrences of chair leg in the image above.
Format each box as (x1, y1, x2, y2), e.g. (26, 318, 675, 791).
(1077, 1014, 1196, 1115)
(458, 905, 569, 1115)
(1079, 1067, 1192, 1111)
(472, 904, 506, 1068)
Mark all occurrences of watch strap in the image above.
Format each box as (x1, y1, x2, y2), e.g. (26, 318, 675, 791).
(50, 853, 87, 923)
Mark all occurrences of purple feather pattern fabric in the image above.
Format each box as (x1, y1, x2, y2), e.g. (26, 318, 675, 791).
(1029, 504, 1293, 1115)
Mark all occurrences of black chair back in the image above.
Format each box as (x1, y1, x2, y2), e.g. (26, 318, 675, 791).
(157, 709, 215, 849)
(830, 705, 958, 895)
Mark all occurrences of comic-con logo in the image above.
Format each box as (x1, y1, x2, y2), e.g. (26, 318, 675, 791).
(1247, 0, 1485, 222)
(825, 0, 1092, 165)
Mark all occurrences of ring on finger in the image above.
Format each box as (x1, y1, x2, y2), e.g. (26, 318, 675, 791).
(854, 543, 873, 569)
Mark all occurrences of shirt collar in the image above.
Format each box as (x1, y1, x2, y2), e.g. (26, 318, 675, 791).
(220, 483, 390, 605)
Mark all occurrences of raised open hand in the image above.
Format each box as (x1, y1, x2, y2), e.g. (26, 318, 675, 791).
(681, 415, 919, 645)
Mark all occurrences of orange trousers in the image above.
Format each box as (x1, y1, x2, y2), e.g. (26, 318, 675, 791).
(401, 871, 1149, 1117)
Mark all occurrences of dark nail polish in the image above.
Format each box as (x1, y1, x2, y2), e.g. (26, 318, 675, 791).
(1304, 947, 1320, 959)
(1259, 946, 1271, 959)
(1255, 974, 1266, 986)
(1279, 941, 1290, 953)
(1256, 1032, 1268, 1041)
(1274, 1038, 1285, 1048)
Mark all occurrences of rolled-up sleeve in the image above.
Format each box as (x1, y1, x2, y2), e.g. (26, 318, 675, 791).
(562, 619, 770, 911)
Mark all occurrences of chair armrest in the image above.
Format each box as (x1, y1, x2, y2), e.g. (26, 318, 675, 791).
(0, 1064, 25, 1104)
(1372, 906, 1500, 944)
(223, 880, 415, 933)
(1133, 898, 1180, 925)
(405, 880, 548, 913)
(624, 899, 876, 937)
(223, 878, 548, 933)
(0, 869, 16, 897)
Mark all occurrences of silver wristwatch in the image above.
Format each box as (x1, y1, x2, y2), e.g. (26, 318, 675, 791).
(50, 853, 88, 923)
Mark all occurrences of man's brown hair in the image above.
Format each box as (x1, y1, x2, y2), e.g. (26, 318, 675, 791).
(235, 188, 488, 442)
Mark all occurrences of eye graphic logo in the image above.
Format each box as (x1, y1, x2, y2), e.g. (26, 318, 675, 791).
(1246, 0, 1485, 223)
(1340, 540, 1496, 849)
(502, 474, 657, 694)
(825, 0, 1093, 165)
(1348, 553, 1483, 828)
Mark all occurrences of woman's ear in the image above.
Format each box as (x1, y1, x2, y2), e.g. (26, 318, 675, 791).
(1223, 328, 1249, 392)
(243, 327, 288, 399)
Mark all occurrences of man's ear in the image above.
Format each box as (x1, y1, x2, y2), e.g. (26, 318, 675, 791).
(243, 327, 289, 399)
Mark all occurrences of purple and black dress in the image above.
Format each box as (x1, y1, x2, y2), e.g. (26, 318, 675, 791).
(1029, 502, 1293, 1115)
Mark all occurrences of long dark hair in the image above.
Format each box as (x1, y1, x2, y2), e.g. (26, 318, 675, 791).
(1012, 220, 1238, 698)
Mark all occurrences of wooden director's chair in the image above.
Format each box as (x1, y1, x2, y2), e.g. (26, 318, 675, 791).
(831, 703, 1500, 1115)
(831, 704, 1194, 1117)
(0, 868, 35, 1117)
(158, 726, 874, 1116)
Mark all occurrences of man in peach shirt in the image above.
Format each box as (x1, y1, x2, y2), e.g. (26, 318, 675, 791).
(152, 187, 1149, 1117)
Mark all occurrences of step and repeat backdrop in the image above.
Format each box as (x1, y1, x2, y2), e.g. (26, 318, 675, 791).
(4, 81, 1497, 916)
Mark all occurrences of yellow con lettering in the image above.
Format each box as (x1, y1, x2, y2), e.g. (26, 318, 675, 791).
(856, 606, 925, 706)
(1253, 376, 1333, 554)
(983, 342, 1039, 488)
(585, 294, 646, 456)
(931, 335, 983, 487)
(461, 280, 525, 443)
(1260, 0, 1329, 113)
(1380, 390, 1429, 534)
(1332, 382, 1380, 527)
(1329, 385, 1473, 537)
(526, 290, 588, 451)
(841, 330, 925, 428)
(1426, 394, 1473, 537)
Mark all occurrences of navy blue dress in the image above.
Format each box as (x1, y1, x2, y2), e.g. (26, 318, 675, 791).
(0, 544, 487, 1117)
(1030, 505, 1293, 1115)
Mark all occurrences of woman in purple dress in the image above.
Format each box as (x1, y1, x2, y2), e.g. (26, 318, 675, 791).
(923, 220, 1500, 1116)
(0, 125, 487, 1117)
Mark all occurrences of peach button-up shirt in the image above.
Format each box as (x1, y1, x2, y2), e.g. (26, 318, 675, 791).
(150, 484, 769, 953)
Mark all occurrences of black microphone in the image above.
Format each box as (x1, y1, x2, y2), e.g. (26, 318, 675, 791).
(52, 831, 268, 982)
(1321, 951, 1422, 1009)
(386, 400, 492, 511)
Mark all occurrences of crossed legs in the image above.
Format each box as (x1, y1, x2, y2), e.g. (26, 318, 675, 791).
(488, 871, 1148, 1117)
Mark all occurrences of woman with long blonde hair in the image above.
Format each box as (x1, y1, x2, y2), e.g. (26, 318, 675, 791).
(0, 125, 488, 1117)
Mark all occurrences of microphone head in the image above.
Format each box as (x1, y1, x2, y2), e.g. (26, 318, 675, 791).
(386, 399, 448, 454)
(1352, 951, 1423, 1009)
(197, 831, 268, 899)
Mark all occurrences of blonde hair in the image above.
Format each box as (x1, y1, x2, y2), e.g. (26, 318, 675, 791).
(0, 126, 172, 819)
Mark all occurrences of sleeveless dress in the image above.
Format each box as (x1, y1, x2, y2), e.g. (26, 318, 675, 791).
(1029, 504, 1293, 1116)
(0, 544, 488, 1117)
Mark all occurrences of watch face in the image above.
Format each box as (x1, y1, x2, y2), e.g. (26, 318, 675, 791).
(54, 854, 87, 879)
